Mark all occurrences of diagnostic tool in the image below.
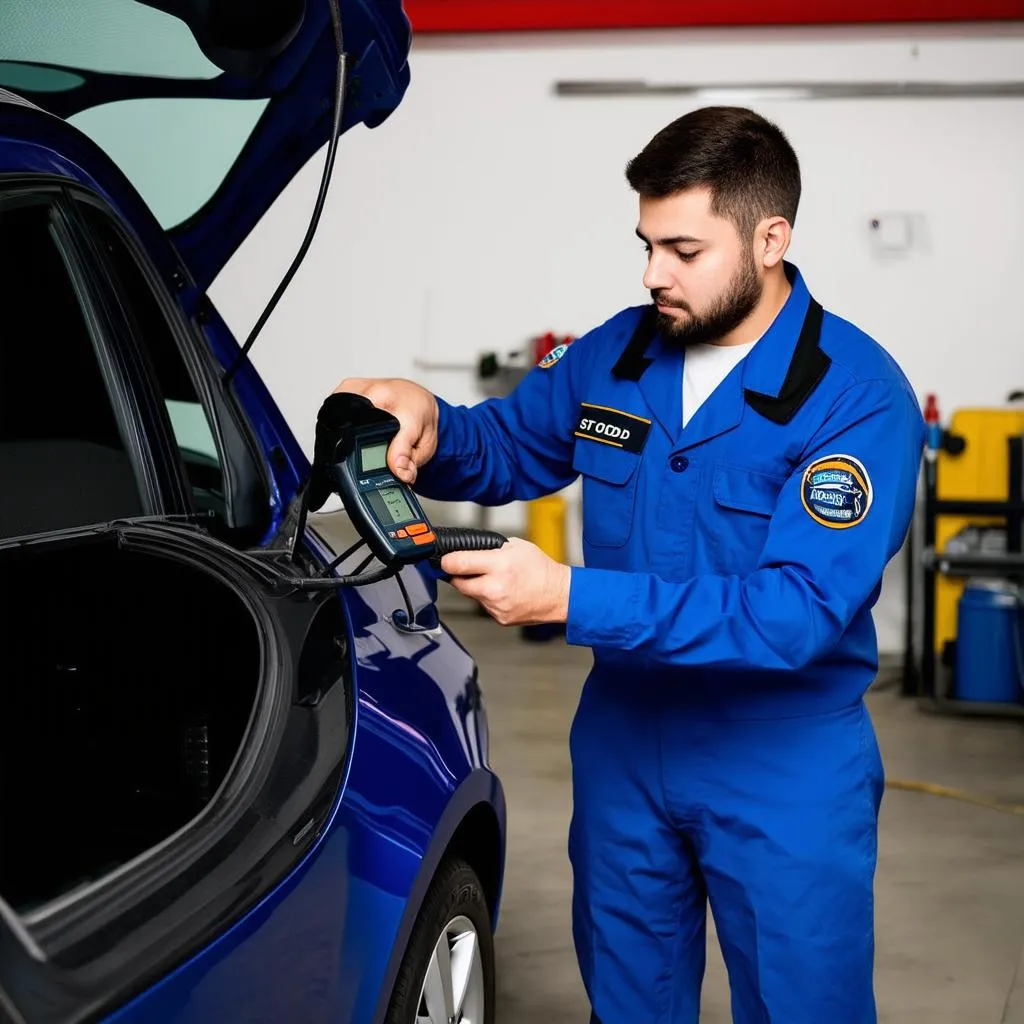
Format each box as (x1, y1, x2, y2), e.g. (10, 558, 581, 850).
(310, 392, 438, 568)
(295, 392, 507, 595)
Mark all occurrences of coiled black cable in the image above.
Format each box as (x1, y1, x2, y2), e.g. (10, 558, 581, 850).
(432, 526, 508, 556)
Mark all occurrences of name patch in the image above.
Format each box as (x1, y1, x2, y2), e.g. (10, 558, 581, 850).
(801, 454, 873, 529)
(574, 402, 651, 454)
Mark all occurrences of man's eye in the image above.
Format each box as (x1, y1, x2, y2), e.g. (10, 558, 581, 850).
(642, 244, 652, 255)
(676, 251, 700, 263)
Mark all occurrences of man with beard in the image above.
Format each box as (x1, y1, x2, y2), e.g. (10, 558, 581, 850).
(331, 107, 924, 1024)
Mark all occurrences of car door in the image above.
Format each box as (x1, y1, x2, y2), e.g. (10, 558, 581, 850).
(0, 182, 358, 1024)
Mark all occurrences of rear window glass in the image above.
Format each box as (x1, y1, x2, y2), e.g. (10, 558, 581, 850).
(67, 97, 268, 229)
(0, 0, 220, 78)
(0, 0, 268, 228)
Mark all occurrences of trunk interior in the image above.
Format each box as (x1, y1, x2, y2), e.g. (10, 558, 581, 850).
(0, 531, 261, 915)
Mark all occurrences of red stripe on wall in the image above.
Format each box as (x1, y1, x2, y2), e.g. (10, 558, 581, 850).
(402, 0, 1024, 33)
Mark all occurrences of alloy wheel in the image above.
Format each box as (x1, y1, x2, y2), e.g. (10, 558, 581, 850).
(414, 914, 485, 1024)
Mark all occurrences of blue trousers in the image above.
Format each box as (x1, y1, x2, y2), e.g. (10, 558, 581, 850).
(569, 671, 884, 1024)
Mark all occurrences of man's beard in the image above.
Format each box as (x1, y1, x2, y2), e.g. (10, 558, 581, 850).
(653, 253, 762, 348)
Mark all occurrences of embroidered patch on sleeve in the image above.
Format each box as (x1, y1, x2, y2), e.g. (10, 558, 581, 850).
(801, 454, 873, 528)
(538, 343, 569, 369)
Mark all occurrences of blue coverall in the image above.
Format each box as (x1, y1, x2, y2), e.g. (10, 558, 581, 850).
(415, 263, 925, 1023)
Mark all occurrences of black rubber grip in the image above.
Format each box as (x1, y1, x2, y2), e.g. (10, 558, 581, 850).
(433, 526, 508, 555)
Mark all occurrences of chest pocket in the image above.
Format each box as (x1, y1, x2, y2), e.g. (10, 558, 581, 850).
(573, 440, 641, 548)
(710, 462, 788, 573)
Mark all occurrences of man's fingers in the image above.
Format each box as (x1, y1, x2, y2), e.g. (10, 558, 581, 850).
(333, 376, 372, 396)
(388, 424, 420, 483)
(330, 379, 428, 484)
(333, 378, 396, 410)
(449, 574, 488, 601)
(441, 548, 504, 577)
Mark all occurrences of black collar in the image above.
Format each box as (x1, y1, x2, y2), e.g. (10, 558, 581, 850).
(611, 298, 830, 426)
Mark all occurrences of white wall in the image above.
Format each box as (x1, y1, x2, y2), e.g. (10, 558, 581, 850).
(210, 21, 1024, 654)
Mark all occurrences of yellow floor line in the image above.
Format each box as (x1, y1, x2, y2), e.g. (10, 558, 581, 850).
(887, 779, 1024, 817)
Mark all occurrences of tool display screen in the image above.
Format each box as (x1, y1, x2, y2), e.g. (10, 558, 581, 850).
(369, 486, 415, 525)
(361, 442, 389, 473)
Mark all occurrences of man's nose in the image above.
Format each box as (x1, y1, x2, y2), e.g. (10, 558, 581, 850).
(643, 250, 672, 293)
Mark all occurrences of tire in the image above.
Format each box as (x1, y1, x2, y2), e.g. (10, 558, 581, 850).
(384, 857, 496, 1024)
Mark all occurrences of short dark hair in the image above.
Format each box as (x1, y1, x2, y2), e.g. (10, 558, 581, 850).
(625, 106, 801, 241)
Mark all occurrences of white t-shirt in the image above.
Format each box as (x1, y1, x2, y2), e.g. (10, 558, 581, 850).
(682, 340, 758, 428)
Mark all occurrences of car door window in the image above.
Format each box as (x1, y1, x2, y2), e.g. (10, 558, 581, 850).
(0, 198, 145, 538)
(78, 205, 228, 521)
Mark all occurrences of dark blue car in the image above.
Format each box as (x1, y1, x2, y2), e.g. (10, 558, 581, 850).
(0, 3, 505, 1022)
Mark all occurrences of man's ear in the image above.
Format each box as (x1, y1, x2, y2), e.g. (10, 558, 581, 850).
(756, 216, 792, 269)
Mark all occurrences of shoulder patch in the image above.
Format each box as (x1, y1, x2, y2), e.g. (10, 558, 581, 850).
(801, 454, 872, 529)
(538, 343, 569, 369)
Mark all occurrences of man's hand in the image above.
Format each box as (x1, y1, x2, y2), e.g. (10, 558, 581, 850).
(441, 538, 571, 627)
(333, 377, 439, 484)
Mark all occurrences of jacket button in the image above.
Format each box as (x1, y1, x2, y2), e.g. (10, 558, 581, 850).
(670, 455, 689, 473)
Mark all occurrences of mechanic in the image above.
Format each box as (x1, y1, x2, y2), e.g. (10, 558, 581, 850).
(334, 106, 925, 1024)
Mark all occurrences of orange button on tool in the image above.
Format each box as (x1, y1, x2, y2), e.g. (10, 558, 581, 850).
(406, 522, 429, 536)
(396, 529, 408, 538)
(412, 531, 436, 545)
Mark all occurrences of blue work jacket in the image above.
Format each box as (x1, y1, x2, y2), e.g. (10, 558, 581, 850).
(416, 264, 925, 718)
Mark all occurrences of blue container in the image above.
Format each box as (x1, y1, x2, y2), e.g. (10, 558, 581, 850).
(955, 579, 1024, 704)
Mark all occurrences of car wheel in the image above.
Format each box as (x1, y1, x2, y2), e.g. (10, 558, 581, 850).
(384, 857, 495, 1024)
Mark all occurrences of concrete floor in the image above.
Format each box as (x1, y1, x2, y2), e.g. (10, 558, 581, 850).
(445, 610, 1024, 1023)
